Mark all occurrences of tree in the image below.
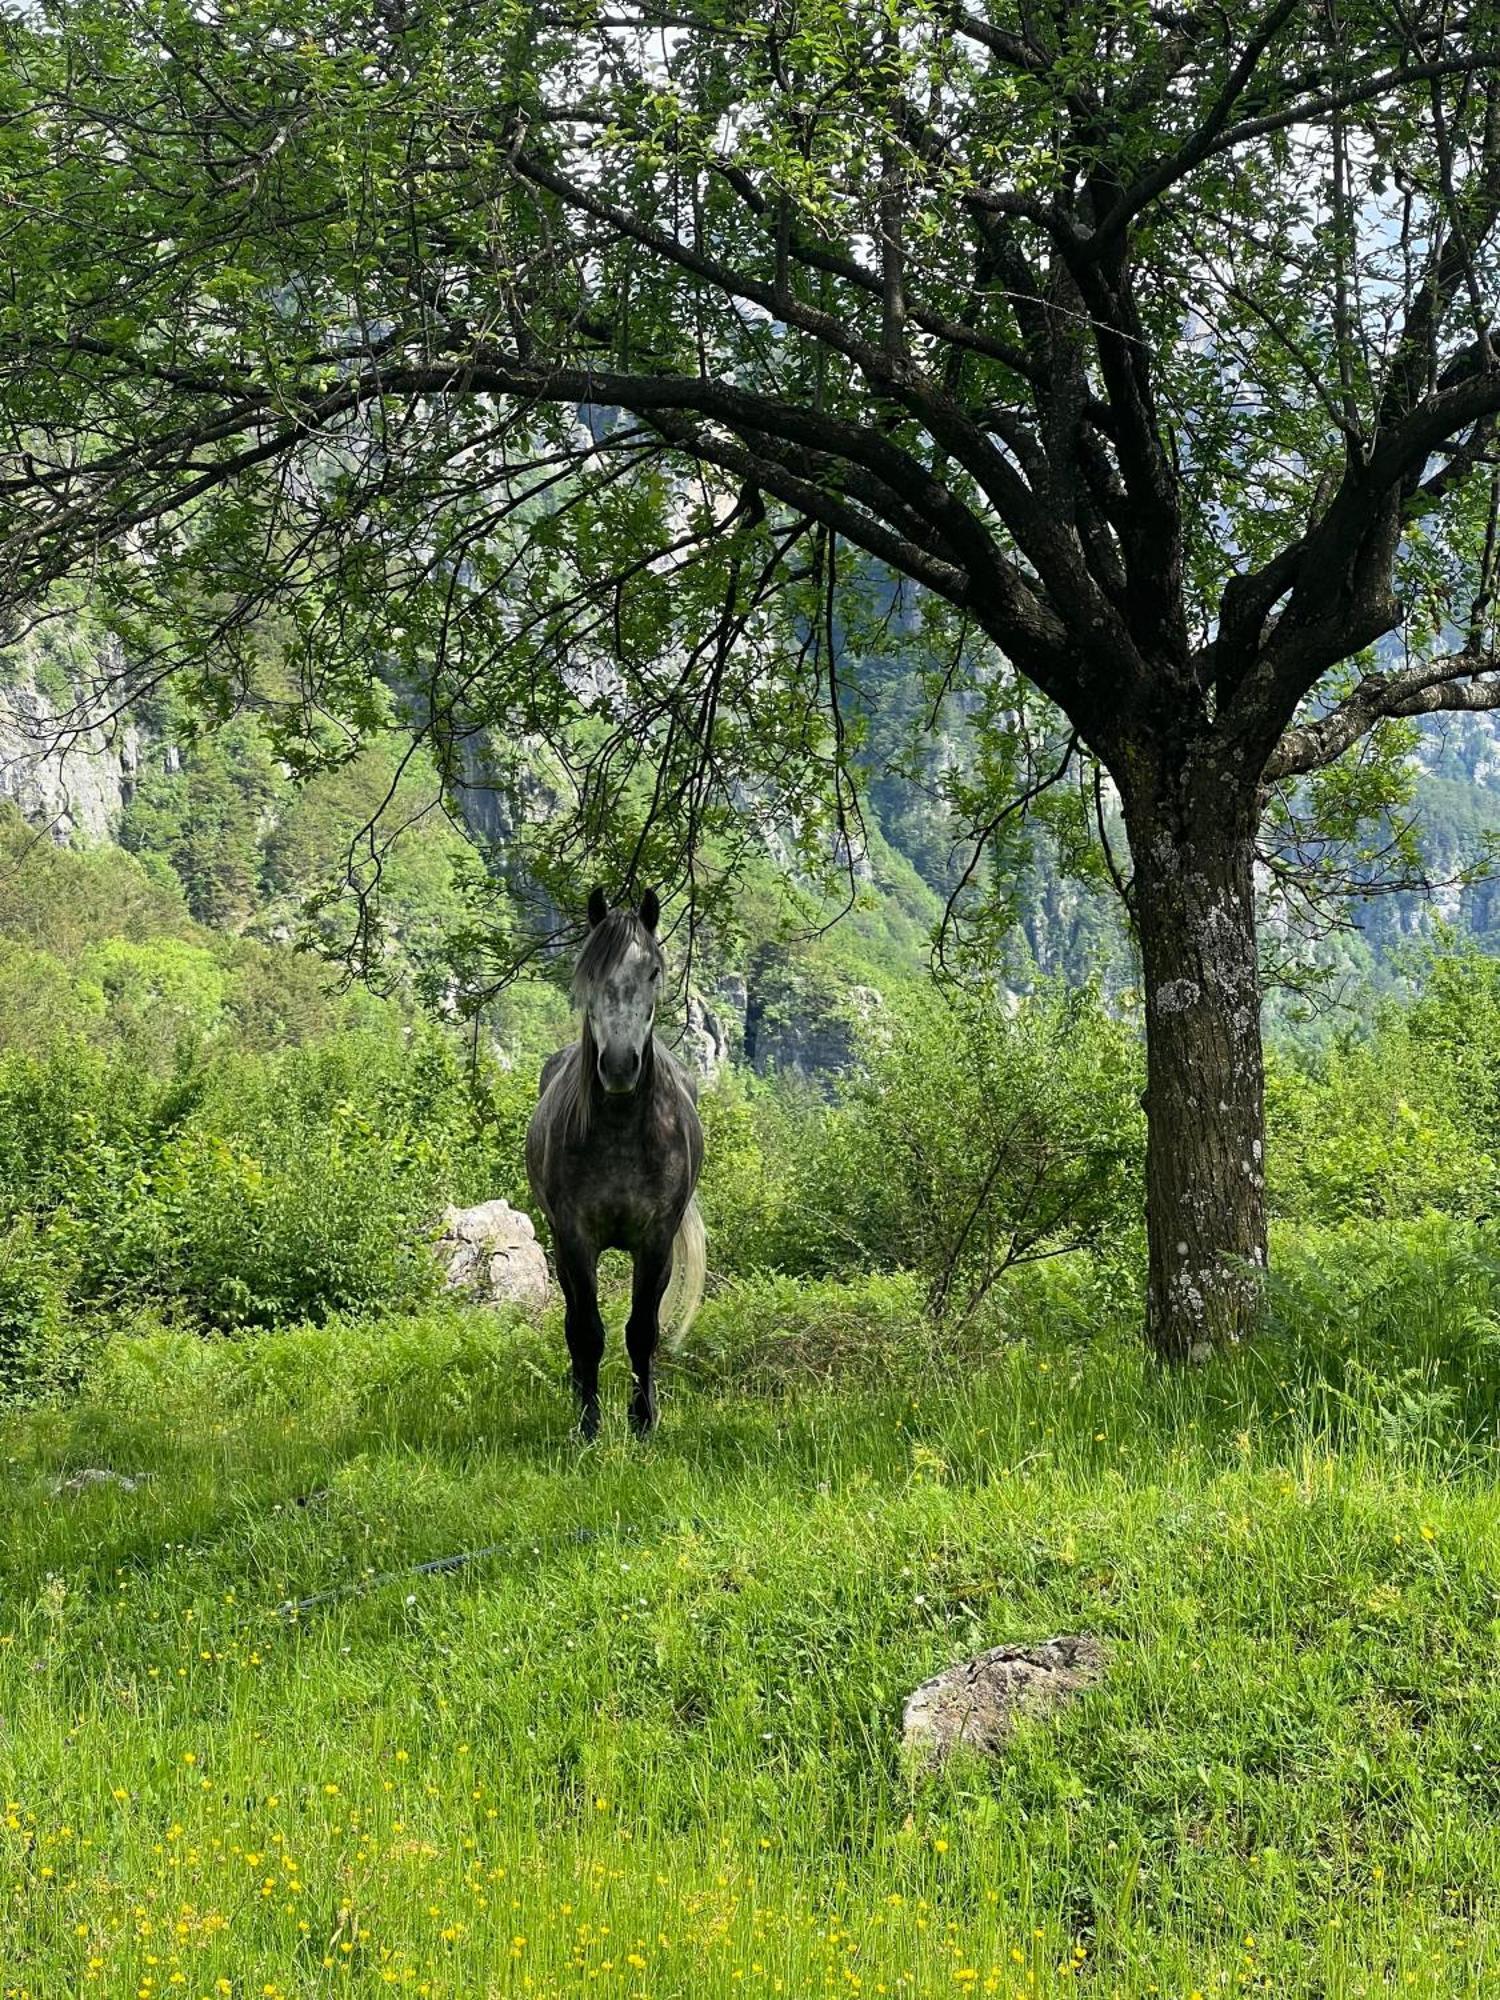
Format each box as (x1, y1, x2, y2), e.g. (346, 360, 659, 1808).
(1, 0, 1499, 1357)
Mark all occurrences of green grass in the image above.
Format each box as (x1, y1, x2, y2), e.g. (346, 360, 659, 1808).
(3, 1237, 1500, 2000)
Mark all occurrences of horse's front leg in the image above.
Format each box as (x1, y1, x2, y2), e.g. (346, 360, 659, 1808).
(556, 1232, 606, 1440)
(625, 1240, 672, 1436)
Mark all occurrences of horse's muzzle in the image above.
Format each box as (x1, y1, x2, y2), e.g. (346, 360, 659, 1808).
(596, 1048, 642, 1093)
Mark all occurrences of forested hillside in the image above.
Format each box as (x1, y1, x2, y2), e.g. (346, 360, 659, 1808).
(4, 618, 1498, 1060)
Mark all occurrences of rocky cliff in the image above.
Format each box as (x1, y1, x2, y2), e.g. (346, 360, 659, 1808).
(0, 632, 149, 844)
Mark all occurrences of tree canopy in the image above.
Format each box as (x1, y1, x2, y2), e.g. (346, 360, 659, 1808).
(0, 2, 1494, 876)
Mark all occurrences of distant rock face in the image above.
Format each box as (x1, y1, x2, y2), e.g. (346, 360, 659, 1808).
(901, 1637, 1106, 1761)
(0, 638, 144, 843)
(734, 948, 885, 1084)
(678, 991, 733, 1076)
(434, 1200, 550, 1309)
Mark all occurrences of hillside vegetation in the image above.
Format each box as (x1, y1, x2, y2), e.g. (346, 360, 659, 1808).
(5, 796, 1500, 1398)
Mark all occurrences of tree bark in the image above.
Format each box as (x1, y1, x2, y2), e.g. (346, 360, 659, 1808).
(1123, 763, 1267, 1360)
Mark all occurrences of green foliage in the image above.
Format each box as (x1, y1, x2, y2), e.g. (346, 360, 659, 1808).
(1402, 933, 1500, 1153)
(813, 986, 1144, 1317)
(1268, 939, 1500, 1226)
(77, 936, 229, 1060)
(215, 934, 393, 1049)
(693, 1064, 822, 1277)
(1264, 1215, 1500, 1450)
(0, 795, 432, 1059)
(0, 803, 192, 953)
(121, 718, 283, 928)
(261, 740, 482, 985)
(0, 1215, 87, 1406)
(0, 1025, 545, 1372)
(0, 939, 105, 1049)
(8, 1235, 1500, 1996)
(118, 714, 482, 996)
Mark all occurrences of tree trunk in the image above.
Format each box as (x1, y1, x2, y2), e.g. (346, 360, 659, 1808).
(1125, 774, 1267, 1361)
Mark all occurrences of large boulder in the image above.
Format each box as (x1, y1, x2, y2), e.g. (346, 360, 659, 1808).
(901, 1636, 1106, 1762)
(434, 1200, 549, 1309)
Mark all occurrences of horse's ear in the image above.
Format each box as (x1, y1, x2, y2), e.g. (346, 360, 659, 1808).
(638, 888, 660, 933)
(587, 886, 609, 929)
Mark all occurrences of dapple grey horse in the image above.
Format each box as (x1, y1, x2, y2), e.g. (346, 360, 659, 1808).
(526, 889, 706, 1437)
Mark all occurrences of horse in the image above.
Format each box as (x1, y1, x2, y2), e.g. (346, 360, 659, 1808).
(525, 887, 707, 1438)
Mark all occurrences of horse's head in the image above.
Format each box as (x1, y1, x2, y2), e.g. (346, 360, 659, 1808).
(574, 886, 665, 1094)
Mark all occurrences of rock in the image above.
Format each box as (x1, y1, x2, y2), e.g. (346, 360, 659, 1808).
(739, 946, 877, 1084)
(901, 1636, 1106, 1761)
(678, 991, 732, 1077)
(53, 1468, 145, 1496)
(715, 972, 749, 1024)
(0, 636, 144, 844)
(434, 1200, 549, 1309)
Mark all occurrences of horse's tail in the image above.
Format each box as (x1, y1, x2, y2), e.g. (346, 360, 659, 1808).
(662, 1195, 706, 1350)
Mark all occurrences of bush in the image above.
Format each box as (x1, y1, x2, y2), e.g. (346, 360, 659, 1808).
(0, 1026, 544, 1340)
(694, 1065, 830, 1278)
(1262, 1215, 1500, 1454)
(103, 1115, 441, 1330)
(1267, 942, 1500, 1227)
(695, 987, 1146, 1314)
(0, 1217, 92, 1407)
(804, 985, 1145, 1318)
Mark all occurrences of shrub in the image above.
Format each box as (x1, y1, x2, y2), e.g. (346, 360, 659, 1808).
(0, 1026, 542, 1338)
(694, 1066, 831, 1279)
(804, 984, 1145, 1319)
(0, 1217, 91, 1406)
(1403, 936, 1500, 1156)
(1262, 1215, 1500, 1453)
(1266, 941, 1500, 1227)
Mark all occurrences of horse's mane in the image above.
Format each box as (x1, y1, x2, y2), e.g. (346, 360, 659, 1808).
(549, 1023, 597, 1146)
(545, 911, 668, 1145)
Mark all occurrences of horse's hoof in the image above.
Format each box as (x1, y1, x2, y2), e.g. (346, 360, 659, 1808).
(579, 1403, 602, 1442)
(628, 1394, 658, 1437)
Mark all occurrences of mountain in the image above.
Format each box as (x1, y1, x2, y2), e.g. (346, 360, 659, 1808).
(0, 616, 1496, 1068)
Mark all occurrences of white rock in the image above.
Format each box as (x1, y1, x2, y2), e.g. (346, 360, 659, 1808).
(54, 1468, 145, 1497)
(433, 1200, 548, 1308)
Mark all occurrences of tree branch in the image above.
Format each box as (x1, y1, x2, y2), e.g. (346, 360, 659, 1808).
(1266, 649, 1500, 779)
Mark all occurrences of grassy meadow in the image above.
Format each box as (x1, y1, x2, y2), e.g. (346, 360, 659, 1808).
(4, 1230, 1499, 2000)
